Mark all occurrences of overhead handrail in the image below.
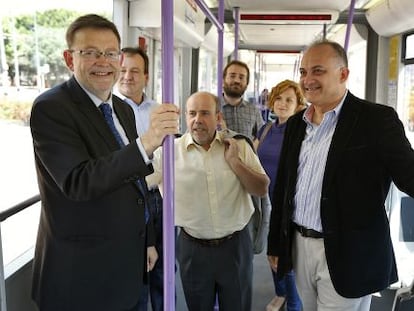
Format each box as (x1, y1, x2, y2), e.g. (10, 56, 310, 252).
(344, 0, 357, 52)
(194, 0, 224, 32)
(194, 0, 225, 99)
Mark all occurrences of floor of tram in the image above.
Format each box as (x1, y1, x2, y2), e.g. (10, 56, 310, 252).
(172, 251, 397, 311)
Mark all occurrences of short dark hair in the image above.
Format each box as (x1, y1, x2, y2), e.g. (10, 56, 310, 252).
(121, 47, 149, 74)
(223, 60, 250, 84)
(308, 39, 348, 68)
(65, 14, 121, 48)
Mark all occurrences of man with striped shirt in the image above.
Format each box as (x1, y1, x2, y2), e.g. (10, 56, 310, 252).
(267, 40, 414, 311)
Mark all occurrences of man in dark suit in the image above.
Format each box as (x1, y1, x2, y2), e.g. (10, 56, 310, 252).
(30, 14, 179, 311)
(267, 40, 414, 310)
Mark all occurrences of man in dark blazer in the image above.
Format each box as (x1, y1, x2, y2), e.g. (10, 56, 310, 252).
(267, 40, 414, 310)
(30, 14, 179, 311)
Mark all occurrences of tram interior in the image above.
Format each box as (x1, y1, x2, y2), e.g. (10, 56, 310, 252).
(1, 0, 414, 310)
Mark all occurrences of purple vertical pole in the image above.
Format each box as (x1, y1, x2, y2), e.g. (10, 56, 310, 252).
(161, 0, 175, 310)
(344, 0, 356, 52)
(215, 2, 225, 309)
(233, 7, 239, 60)
(217, 0, 224, 99)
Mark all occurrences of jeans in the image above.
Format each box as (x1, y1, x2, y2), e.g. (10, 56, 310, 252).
(137, 189, 164, 311)
(272, 269, 302, 311)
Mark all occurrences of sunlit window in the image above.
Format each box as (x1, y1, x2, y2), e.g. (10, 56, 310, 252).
(198, 48, 218, 94)
(401, 32, 414, 144)
(0, 0, 112, 266)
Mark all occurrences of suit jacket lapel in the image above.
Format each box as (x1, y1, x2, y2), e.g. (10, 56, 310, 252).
(113, 96, 145, 196)
(113, 97, 138, 143)
(66, 77, 122, 150)
(288, 113, 307, 193)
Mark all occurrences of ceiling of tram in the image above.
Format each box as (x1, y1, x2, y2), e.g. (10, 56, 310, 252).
(206, 0, 376, 52)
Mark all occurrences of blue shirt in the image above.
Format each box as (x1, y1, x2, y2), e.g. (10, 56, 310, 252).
(122, 94, 158, 135)
(293, 93, 346, 232)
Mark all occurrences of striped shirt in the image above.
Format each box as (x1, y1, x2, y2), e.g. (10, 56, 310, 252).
(293, 93, 346, 232)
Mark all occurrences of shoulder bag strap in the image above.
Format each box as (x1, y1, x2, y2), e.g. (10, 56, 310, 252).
(258, 122, 273, 147)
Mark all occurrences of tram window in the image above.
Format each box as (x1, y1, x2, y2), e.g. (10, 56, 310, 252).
(402, 62, 414, 135)
(0, 0, 112, 267)
(402, 32, 414, 65)
(198, 48, 217, 94)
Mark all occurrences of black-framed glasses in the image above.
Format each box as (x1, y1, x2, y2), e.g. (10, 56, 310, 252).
(69, 49, 121, 61)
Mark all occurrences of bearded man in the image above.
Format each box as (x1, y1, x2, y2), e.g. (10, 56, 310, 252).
(221, 60, 264, 140)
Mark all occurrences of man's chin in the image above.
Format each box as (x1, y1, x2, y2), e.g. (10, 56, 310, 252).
(225, 91, 244, 98)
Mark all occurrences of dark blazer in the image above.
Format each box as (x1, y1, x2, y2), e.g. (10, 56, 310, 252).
(268, 91, 414, 298)
(30, 77, 154, 311)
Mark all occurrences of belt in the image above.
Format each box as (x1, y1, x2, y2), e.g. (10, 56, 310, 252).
(181, 228, 239, 247)
(294, 223, 324, 239)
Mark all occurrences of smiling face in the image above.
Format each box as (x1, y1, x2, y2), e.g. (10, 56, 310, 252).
(118, 53, 148, 104)
(272, 87, 300, 124)
(299, 43, 349, 112)
(63, 27, 120, 101)
(186, 92, 220, 149)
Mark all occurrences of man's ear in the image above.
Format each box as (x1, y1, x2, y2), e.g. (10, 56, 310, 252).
(340, 67, 350, 83)
(217, 111, 227, 130)
(63, 50, 74, 72)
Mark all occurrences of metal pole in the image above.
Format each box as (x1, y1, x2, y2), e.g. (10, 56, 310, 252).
(161, 0, 175, 310)
(193, 0, 224, 99)
(233, 7, 239, 60)
(193, 0, 224, 32)
(217, 0, 224, 99)
(344, 0, 356, 52)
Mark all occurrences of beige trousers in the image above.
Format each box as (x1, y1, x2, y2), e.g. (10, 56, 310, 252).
(293, 232, 372, 311)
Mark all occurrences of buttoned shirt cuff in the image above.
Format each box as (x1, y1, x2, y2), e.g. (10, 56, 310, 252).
(136, 137, 153, 165)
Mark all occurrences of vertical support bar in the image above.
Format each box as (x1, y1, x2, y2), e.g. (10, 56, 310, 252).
(344, 0, 356, 52)
(233, 7, 240, 60)
(215, 2, 224, 307)
(0, 224, 8, 311)
(161, 0, 175, 310)
(217, 0, 224, 99)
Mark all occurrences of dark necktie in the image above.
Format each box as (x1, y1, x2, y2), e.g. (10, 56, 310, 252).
(99, 102, 149, 223)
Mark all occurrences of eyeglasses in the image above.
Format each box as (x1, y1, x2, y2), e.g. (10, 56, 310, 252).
(69, 49, 121, 61)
